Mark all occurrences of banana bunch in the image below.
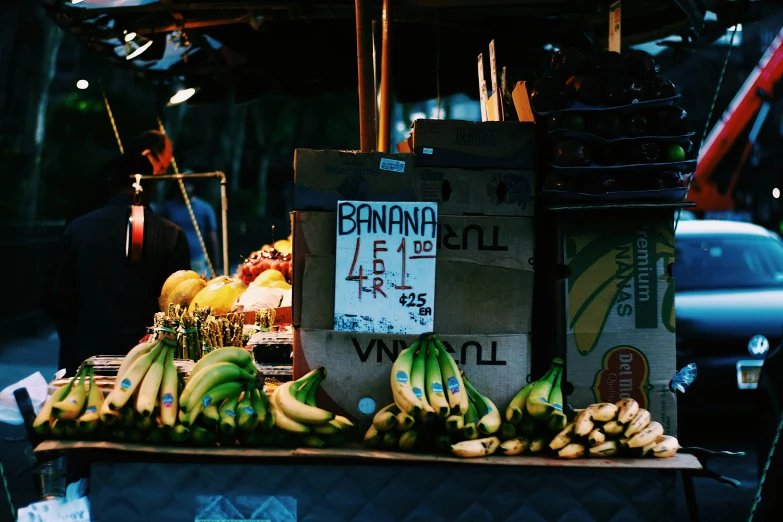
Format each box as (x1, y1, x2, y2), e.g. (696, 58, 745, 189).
(33, 361, 105, 437)
(267, 366, 353, 448)
(363, 333, 502, 457)
(549, 399, 681, 459)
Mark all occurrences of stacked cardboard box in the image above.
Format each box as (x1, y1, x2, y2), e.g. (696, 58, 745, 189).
(292, 119, 537, 423)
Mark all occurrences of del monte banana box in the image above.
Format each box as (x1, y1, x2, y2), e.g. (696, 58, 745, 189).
(294, 149, 414, 211)
(292, 211, 535, 334)
(563, 211, 677, 435)
(294, 328, 531, 427)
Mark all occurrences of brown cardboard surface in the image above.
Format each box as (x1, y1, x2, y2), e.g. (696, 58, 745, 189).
(293, 149, 414, 211)
(413, 166, 536, 217)
(411, 119, 535, 169)
(294, 328, 530, 426)
(292, 211, 535, 334)
(562, 212, 677, 435)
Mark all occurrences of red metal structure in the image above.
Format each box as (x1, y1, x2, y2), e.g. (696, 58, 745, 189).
(689, 26, 783, 211)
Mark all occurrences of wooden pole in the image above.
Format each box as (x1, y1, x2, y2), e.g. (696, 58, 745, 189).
(355, 0, 376, 152)
(378, 0, 392, 152)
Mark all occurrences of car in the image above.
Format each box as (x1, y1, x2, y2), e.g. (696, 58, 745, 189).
(674, 220, 783, 433)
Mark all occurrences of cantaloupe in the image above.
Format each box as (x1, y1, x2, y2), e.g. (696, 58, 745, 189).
(166, 278, 207, 310)
(250, 269, 286, 288)
(159, 270, 200, 310)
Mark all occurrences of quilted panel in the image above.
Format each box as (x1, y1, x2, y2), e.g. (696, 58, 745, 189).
(90, 462, 676, 522)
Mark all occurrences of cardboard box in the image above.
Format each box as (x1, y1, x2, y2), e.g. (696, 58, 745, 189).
(292, 211, 535, 334)
(562, 211, 677, 435)
(293, 149, 414, 211)
(294, 328, 531, 425)
(411, 119, 535, 169)
(413, 166, 536, 217)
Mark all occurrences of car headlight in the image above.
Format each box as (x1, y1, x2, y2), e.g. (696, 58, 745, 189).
(748, 335, 770, 358)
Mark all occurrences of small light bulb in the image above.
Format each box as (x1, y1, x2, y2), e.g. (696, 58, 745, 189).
(76, 79, 89, 90)
(169, 88, 197, 105)
(124, 31, 137, 43)
(773, 188, 780, 199)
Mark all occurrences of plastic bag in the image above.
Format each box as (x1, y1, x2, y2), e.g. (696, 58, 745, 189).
(17, 478, 91, 521)
(0, 370, 64, 425)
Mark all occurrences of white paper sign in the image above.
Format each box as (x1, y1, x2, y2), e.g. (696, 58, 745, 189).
(334, 200, 438, 334)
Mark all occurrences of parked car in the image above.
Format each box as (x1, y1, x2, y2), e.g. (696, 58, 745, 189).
(674, 220, 783, 425)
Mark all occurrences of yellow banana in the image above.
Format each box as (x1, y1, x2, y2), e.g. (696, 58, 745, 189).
(558, 443, 586, 459)
(237, 386, 259, 433)
(398, 429, 417, 451)
(462, 373, 501, 435)
(589, 440, 620, 457)
(601, 420, 624, 436)
(270, 388, 310, 434)
(433, 336, 469, 415)
(573, 408, 594, 437)
(389, 342, 423, 417)
(525, 363, 563, 421)
(135, 346, 168, 417)
(651, 435, 681, 458)
(372, 403, 399, 431)
(588, 429, 606, 447)
(275, 380, 334, 425)
(109, 341, 166, 410)
(396, 411, 415, 432)
(313, 420, 342, 436)
(549, 423, 576, 451)
(425, 342, 451, 419)
(201, 403, 222, 428)
(116, 339, 160, 382)
(445, 414, 464, 434)
(451, 436, 500, 458)
(627, 421, 664, 448)
(33, 377, 76, 435)
(588, 403, 619, 422)
(364, 425, 382, 448)
(53, 365, 88, 421)
(624, 408, 651, 438)
(158, 348, 179, 428)
(616, 398, 640, 424)
(77, 366, 105, 434)
(500, 437, 530, 456)
(182, 382, 244, 426)
(529, 437, 547, 454)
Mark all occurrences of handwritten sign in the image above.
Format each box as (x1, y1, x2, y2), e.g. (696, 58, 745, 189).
(334, 200, 438, 334)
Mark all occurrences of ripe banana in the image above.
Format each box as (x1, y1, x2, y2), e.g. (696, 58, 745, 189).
(237, 386, 259, 433)
(109, 341, 166, 410)
(201, 403, 221, 428)
(549, 423, 575, 451)
(628, 421, 664, 448)
(182, 362, 255, 413)
(411, 343, 437, 422)
(640, 439, 659, 457)
(589, 440, 620, 457)
(451, 436, 500, 458)
(116, 339, 159, 382)
(186, 347, 255, 388)
(424, 342, 450, 419)
(601, 420, 624, 436)
(463, 373, 501, 435)
(651, 435, 681, 458)
(50, 419, 66, 438)
(364, 425, 382, 448)
(558, 443, 586, 459)
(500, 436, 530, 456)
(461, 398, 480, 440)
(99, 394, 119, 426)
(506, 380, 535, 425)
(372, 403, 399, 431)
(588, 403, 619, 423)
(333, 415, 354, 429)
(389, 343, 423, 417)
(135, 347, 168, 417)
(77, 366, 104, 434)
(624, 408, 651, 438)
(313, 420, 342, 436)
(276, 380, 334, 425)
(270, 388, 310, 434)
(573, 408, 594, 437)
(158, 348, 179, 428)
(396, 411, 415, 432)
(381, 431, 398, 450)
(529, 437, 547, 454)
(433, 336, 469, 415)
(616, 398, 640, 424)
(588, 429, 606, 447)
(445, 414, 464, 434)
(547, 410, 568, 432)
(398, 429, 417, 451)
(53, 365, 88, 421)
(525, 363, 563, 421)
(34, 377, 76, 434)
(182, 382, 244, 426)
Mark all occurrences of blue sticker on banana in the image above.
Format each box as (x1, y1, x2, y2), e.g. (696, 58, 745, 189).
(483, 406, 492, 416)
(120, 378, 131, 391)
(396, 371, 409, 384)
(162, 393, 174, 408)
(552, 403, 563, 411)
(412, 387, 423, 398)
(539, 397, 548, 404)
(202, 396, 212, 408)
(85, 406, 97, 414)
(243, 407, 255, 415)
(446, 376, 460, 395)
(226, 410, 236, 418)
(431, 382, 444, 394)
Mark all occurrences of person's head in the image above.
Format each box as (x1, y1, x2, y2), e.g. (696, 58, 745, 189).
(126, 130, 173, 175)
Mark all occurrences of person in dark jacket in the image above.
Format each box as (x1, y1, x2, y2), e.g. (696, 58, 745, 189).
(48, 135, 189, 375)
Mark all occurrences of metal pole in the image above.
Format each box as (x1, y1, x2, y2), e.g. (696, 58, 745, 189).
(220, 175, 229, 277)
(355, 0, 376, 152)
(378, 0, 392, 152)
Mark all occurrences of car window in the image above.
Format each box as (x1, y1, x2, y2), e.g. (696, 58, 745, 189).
(674, 234, 783, 290)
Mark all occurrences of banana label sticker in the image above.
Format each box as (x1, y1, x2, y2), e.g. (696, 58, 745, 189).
(592, 346, 652, 409)
(225, 410, 236, 418)
(161, 393, 174, 408)
(431, 382, 444, 394)
(395, 371, 409, 384)
(446, 376, 460, 395)
(120, 378, 131, 391)
(202, 396, 212, 408)
(412, 387, 423, 398)
(85, 406, 97, 414)
(243, 407, 255, 415)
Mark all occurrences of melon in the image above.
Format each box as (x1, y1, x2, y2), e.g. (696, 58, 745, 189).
(265, 280, 292, 290)
(250, 269, 286, 288)
(166, 278, 207, 310)
(159, 270, 200, 310)
(188, 278, 248, 315)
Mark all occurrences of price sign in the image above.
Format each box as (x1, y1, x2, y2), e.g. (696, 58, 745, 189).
(334, 200, 438, 334)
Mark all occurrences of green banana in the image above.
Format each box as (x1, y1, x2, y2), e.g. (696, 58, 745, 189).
(135, 346, 168, 417)
(158, 347, 179, 428)
(499, 422, 517, 441)
(109, 341, 166, 410)
(148, 426, 166, 445)
(191, 425, 216, 446)
(463, 373, 501, 435)
(259, 406, 276, 432)
(396, 411, 416, 432)
(461, 400, 479, 440)
(119, 405, 136, 428)
(115, 339, 160, 382)
(181, 362, 256, 413)
(372, 403, 399, 431)
(547, 410, 568, 432)
(424, 342, 450, 419)
(185, 347, 255, 394)
(276, 379, 333, 425)
(237, 386, 260, 433)
(364, 425, 382, 448)
(34, 376, 76, 435)
(182, 382, 244, 426)
(168, 424, 190, 443)
(77, 366, 105, 434)
(201, 403, 221, 428)
(135, 415, 155, 432)
(299, 434, 326, 448)
(506, 380, 536, 425)
(389, 342, 423, 417)
(433, 336, 469, 415)
(52, 365, 88, 421)
(525, 361, 563, 421)
(410, 343, 436, 421)
(219, 393, 240, 434)
(381, 430, 398, 450)
(548, 365, 565, 416)
(64, 421, 79, 439)
(313, 420, 342, 436)
(99, 393, 119, 426)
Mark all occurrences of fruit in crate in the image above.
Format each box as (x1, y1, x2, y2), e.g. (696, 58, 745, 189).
(187, 278, 248, 315)
(249, 269, 287, 288)
(159, 270, 201, 310)
(238, 237, 293, 286)
(164, 277, 207, 310)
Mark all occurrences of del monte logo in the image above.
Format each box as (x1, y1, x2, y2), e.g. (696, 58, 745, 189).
(592, 346, 652, 408)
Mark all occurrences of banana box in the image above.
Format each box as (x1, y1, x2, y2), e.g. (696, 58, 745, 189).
(293, 328, 531, 427)
(292, 210, 535, 335)
(561, 209, 677, 435)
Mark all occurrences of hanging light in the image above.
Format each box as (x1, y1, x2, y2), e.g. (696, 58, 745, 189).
(124, 30, 137, 43)
(168, 87, 197, 106)
(125, 36, 153, 60)
(71, 0, 85, 4)
(76, 79, 89, 90)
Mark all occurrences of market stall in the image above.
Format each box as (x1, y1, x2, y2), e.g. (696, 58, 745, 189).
(15, 1, 748, 521)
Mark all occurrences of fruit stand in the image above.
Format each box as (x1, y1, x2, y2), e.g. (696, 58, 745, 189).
(17, 2, 736, 521)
